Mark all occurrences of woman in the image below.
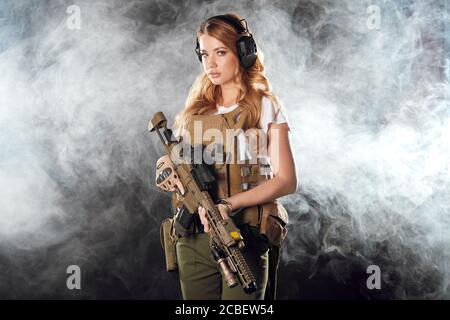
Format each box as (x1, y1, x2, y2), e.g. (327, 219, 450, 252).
(171, 13, 297, 300)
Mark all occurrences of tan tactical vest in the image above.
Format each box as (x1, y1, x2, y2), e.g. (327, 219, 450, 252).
(172, 105, 288, 245)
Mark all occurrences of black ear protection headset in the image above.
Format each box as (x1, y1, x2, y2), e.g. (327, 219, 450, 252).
(195, 15, 258, 69)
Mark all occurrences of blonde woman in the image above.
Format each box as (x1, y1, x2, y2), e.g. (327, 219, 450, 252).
(171, 13, 297, 300)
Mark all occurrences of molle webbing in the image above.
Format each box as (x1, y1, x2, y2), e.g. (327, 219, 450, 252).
(173, 106, 275, 230)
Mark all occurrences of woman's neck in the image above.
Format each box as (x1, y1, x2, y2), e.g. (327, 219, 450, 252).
(219, 84, 241, 107)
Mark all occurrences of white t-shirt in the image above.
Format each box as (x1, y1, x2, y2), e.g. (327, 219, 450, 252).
(214, 96, 289, 162)
(214, 96, 289, 134)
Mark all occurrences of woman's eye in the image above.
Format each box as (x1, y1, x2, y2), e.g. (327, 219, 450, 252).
(201, 53, 208, 57)
(217, 51, 226, 56)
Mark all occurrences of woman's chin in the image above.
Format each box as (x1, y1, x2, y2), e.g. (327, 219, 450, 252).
(210, 80, 222, 86)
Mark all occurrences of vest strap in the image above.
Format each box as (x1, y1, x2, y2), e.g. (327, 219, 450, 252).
(222, 107, 248, 130)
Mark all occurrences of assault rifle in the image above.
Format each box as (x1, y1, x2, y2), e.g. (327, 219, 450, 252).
(149, 111, 257, 294)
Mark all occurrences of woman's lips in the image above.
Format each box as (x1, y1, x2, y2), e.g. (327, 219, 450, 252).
(209, 73, 221, 78)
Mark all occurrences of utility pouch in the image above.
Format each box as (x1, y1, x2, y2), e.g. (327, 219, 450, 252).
(259, 202, 289, 247)
(173, 205, 195, 237)
(160, 218, 178, 272)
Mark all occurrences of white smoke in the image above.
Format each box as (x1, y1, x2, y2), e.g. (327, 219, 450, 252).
(0, 0, 448, 298)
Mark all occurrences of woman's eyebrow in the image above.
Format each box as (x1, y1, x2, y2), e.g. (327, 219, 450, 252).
(200, 47, 227, 53)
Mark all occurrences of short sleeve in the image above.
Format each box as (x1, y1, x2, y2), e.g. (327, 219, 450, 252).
(259, 96, 290, 135)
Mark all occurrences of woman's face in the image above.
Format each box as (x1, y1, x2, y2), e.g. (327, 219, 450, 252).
(198, 34, 240, 87)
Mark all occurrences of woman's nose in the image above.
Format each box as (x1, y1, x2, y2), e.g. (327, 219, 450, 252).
(208, 57, 217, 68)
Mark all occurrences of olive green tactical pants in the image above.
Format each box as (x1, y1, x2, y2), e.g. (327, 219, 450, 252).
(176, 225, 269, 300)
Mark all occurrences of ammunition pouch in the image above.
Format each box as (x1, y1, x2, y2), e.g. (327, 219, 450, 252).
(160, 218, 178, 272)
(259, 202, 288, 248)
(172, 205, 205, 236)
(173, 205, 194, 237)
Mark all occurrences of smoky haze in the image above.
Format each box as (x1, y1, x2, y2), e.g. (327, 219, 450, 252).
(0, 0, 448, 299)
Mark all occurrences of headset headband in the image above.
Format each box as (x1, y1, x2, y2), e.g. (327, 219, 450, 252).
(207, 15, 249, 35)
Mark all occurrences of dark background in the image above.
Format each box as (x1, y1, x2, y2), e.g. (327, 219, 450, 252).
(0, 0, 449, 299)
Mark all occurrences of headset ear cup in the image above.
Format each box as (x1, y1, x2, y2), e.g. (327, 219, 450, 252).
(195, 39, 202, 62)
(237, 36, 257, 69)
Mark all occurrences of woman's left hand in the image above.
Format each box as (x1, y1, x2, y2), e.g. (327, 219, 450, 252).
(198, 203, 231, 233)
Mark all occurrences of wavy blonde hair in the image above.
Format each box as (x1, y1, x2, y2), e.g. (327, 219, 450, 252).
(174, 13, 281, 131)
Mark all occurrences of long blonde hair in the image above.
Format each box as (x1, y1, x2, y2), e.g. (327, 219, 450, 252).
(174, 13, 281, 131)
